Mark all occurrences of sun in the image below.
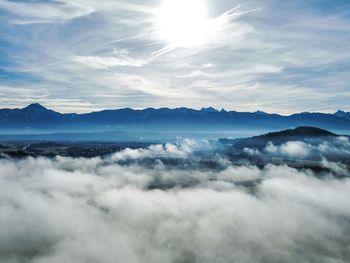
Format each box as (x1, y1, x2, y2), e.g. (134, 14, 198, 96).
(154, 0, 216, 48)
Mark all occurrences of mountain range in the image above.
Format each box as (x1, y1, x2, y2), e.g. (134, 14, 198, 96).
(0, 103, 350, 137)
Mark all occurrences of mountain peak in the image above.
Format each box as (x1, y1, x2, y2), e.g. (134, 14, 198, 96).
(23, 103, 48, 111)
(20, 103, 58, 118)
(200, 107, 219, 113)
(335, 110, 346, 115)
(334, 110, 350, 120)
(254, 110, 268, 115)
(262, 126, 336, 139)
(335, 110, 346, 114)
(294, 126, 335, 136)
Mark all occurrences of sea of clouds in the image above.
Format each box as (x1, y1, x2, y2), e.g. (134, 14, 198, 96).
(1, 139, 350, 263)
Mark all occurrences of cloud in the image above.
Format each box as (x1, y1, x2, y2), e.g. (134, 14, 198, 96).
(266, 141, 312, 158)
(243, 147, 261, 156)
(110, 139, 209, 161)
(0, 149, 350, 262)
(73, 49, 148, 69)
(0, 0, 350, 113)
(261, 138, 350, 161)
(0, 0, 94, 24)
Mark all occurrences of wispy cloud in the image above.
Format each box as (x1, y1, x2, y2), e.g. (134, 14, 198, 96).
(0, 0, 349, 113)
(73, 54, 148, 69)
(0, 0, 95, 24)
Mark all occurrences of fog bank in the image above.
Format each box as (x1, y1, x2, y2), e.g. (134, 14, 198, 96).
(1, 139, 350, 263)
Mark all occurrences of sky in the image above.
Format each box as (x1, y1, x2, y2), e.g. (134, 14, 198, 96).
(0, 0, 350, 114)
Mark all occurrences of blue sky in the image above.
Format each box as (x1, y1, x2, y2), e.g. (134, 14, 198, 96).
(0, 0, 349, 113)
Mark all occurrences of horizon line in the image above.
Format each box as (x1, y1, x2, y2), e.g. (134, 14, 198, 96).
(1, 103, 347, 117)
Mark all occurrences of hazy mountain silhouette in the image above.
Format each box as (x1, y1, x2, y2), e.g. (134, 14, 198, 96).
(221, 126, 343, 150)
(334, 110, 350, 120)
(252, 126, 336, 138)
(1, 104, 350, 134)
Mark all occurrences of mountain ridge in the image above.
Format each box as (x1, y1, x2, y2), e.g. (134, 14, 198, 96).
(9, 103, 350, 117)
(219, 126, 345, 150)
(1, 103, 350, 134)
(334, 110, 350, 120)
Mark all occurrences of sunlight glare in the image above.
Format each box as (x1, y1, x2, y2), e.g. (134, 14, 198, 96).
(154, 0, 216, 48)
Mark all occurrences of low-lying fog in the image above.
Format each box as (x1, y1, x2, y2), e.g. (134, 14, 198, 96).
(1, 139, 350, 263)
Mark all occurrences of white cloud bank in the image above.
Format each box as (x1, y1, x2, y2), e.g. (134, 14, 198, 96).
(0, 0, 94, 24)
(262, 137, 350, 160)
(266, 141, 312, 158)
(0, 151, 349, 262)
